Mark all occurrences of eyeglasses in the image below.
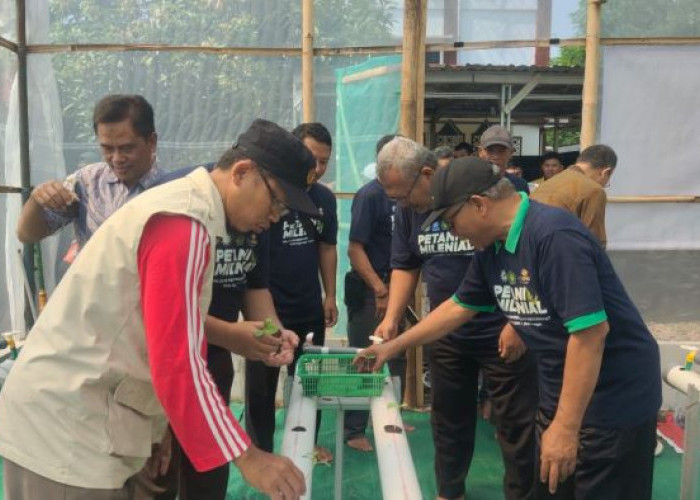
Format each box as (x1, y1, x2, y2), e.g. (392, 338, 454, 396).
(442, 201, 467, 230)
(258, 170, 290, 217)
(393, 171, 422, 207)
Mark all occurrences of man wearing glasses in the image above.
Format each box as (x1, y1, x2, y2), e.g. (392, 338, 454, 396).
(361, 158, 660, 500)
(146, 142, 300, 498)
(245, 122, 338, 463)
(0, 119, 313, 500)
(372, 137, 537, 500)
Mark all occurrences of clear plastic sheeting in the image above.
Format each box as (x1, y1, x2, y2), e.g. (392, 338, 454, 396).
(46, 0, 301, 47)
(601, 45, 700, 250)
(2, 0, 66, 333)
(458, 0, 538, 65)
(0, 48, 17, 332)
(50, 52, 300, 171)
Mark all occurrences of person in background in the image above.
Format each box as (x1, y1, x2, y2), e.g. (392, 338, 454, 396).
(0, 119, 317, 500)
(530, 145, 617, 248)
(361, 159, 660, 500)
(245, 122, 337, 464)
(374, 137, 537, 500)
(505, 163, 524, 178)
(531, 152, 564, 187)
(453, 141, 474, 158)
(433, 145, 454, 168)
(343, 134, 403, 452)
(477, 126, 529, 195)
(17, 94, 162, 250)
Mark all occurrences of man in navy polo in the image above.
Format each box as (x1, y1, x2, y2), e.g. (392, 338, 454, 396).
(374, 137, 537, 500)
(361, 159, 661, 500)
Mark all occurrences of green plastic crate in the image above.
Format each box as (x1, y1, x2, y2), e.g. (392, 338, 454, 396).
(297, 354, 388, 397)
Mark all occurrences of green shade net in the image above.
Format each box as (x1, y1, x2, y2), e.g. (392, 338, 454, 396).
(332, 55, 401, 337)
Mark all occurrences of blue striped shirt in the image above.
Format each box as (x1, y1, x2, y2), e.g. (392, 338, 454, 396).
(43, 162, 163, 247)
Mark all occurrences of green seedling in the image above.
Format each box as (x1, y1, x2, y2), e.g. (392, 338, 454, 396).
(254, 318, 280, 338)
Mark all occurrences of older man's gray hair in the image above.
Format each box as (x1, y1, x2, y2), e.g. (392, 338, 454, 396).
(376, 136, 437, 181)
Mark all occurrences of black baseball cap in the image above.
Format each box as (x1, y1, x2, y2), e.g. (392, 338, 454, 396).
(235, 119, 319, 216)
(421, 157, 501, 230)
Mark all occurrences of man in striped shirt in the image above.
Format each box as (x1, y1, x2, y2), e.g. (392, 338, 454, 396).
(17, 94, 163, 250)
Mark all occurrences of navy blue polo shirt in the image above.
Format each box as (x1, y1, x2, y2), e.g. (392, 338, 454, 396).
(349, 179, 395, 280)
(153, 164, 269, 322)
(453, 195, 661, 429)
(391, 206, 505, 341)
(506, 172, 530, 194)
(269, 183, 338, 325)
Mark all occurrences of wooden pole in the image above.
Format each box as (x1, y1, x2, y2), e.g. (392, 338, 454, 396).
(301, 0, 315, 122)
(399, 0, 419, 139)
(535, 0, 552, 66)
(580, 0, 604, 148)
(415, 0, 427, 144)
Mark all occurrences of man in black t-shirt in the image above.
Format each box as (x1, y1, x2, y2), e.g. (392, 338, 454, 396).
(362, 158, 661, 500)
(246, 123, 338, 464)
(374, 138, 537, 500)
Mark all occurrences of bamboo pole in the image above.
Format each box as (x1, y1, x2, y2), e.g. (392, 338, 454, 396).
(301, 0, 315, 122)
(399, 0, 420, 139)
(609, 195, 700, 204)
(22, 36, 700, 58)
(0, 35, 18, 52)
(580, 0, 604, 148)
(336, 192, 700, 203)
(415, 0, 427, 144)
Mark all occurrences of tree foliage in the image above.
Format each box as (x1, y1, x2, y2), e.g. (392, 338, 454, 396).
(47, 0, 396, 168)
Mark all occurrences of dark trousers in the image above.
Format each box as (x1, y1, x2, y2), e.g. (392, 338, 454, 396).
(344, 290, 406, 441)
(534, 412, 656, 500)
(430, 334, 538, 500)
(245, 318, 326, 452)
(164, 348, 234, 500)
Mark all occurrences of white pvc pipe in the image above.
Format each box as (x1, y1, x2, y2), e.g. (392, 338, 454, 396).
(370, 378, 422, 500)
(664, 366, 700, 395)
(281, 376, 318, 500)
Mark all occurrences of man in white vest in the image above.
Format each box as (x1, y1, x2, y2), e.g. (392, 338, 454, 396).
(0, 119, 317, 500)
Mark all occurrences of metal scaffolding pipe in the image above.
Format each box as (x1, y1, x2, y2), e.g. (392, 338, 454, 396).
(16, 0, 35, 328)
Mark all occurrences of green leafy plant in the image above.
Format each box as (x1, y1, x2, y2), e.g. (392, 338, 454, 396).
(254, 317, 280, 338)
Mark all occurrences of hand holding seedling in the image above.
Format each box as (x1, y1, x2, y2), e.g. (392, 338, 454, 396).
(262, 325, 298, 367)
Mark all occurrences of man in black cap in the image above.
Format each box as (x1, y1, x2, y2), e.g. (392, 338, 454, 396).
(360, 158, 662, 500)
(245, 121, 338, 463)
(478, 125, 529, 194)
(0, 119, 313, 500)
(374, 137, 537, 500)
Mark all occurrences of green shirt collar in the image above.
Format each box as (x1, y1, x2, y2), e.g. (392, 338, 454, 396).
(494, 192, 529, 254)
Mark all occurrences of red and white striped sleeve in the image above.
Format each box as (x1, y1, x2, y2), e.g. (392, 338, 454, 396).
(138, 213, 251, 471)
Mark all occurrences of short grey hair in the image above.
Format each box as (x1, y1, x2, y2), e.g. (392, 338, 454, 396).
(377, 136, 437, 181)
(481, 174, 517, 201)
